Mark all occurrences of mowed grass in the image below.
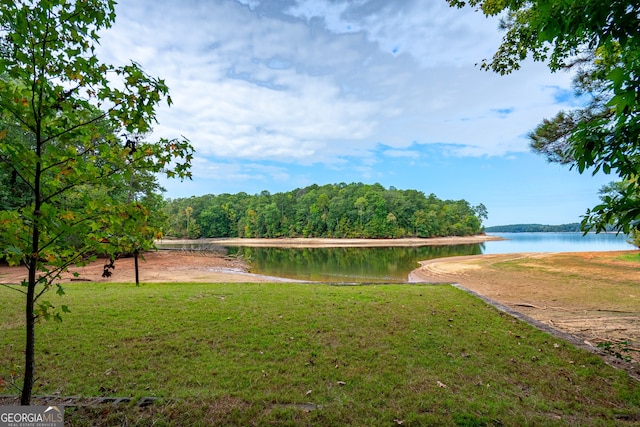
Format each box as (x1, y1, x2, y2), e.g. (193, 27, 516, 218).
(1, 282, 639, 426)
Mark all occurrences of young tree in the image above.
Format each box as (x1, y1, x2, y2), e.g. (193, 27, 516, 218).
(0, 0, 193, 404)
(448, 0, 640, 234)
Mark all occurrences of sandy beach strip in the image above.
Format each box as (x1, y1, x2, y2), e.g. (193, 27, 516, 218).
(158, 235, 503, 248)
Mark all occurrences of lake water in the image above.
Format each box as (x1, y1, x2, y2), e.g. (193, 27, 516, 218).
(483, 232, 634, 254)
(169, 232, 633, 283)
(224, 243, 484, 283)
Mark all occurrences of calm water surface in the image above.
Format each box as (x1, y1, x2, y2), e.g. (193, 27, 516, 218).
(225, 244, 483, 283)
(484, 232, 634, 254)
(159, 232, 635, 283)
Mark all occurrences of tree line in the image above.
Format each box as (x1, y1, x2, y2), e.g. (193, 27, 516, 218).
(485, 224, 582, 233)
(163, 183, 488, 239)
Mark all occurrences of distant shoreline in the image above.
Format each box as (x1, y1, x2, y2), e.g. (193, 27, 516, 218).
(157, 235, 504, 248)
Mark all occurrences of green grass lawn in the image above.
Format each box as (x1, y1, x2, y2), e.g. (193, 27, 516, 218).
(1, 282, 639, 426)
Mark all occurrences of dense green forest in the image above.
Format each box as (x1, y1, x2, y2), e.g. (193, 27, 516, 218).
(484, 223, 582, 233)
(163, 183, 488, 239)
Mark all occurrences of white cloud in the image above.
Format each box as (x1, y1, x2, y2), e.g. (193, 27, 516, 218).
(190, 157, 291, 182)
(234, 0, 262, 10)
(98, 0, 575, 171)
(383, 149, 421, 158)
(283, 0, 503, 67)
(286, 0, 359, 34)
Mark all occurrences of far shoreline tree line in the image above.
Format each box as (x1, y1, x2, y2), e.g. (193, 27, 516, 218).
(162, 182, 489, 239)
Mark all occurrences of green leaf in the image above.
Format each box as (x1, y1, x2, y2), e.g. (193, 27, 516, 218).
(606, 67, 625, 90)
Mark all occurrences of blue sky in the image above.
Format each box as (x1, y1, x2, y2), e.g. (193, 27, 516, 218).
(97, 0, 614, 226)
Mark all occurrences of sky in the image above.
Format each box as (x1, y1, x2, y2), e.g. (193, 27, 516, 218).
(96, 0, 615, 227)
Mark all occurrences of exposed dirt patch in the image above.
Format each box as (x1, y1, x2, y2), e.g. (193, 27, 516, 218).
(410, 251, 640, 365)
(0, 250, 289, 285)
(0, 236, 503, 284)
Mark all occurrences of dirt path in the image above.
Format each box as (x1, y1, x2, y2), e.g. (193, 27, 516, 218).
(410, 251, 640, 366)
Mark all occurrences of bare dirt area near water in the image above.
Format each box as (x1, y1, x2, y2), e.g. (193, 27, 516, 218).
(410, 251, 640, 367)
(0, 237, 502, 284)
(0, 250, 288, 284)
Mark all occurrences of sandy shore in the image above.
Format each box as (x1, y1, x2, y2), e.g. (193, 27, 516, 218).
(2, 236, 499, 285)
(0, 251, 295, 285)
(159, 235, 503, 248)
(79, 235, 503, 283)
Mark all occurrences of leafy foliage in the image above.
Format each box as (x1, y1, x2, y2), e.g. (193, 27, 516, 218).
(586, 180, 640, 236)
(164, 183, 488, 239)
(0, 0, 192, 404)
(448, 0, 640, 235)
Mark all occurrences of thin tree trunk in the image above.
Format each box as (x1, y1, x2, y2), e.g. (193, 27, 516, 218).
(22, 134, 43, 405)
(134, 250, 139, 286)
(22, 218, 40, 405)
(21, 267, 36, 405)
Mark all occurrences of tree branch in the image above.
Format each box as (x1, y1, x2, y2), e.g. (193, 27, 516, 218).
(0, 283, 27, 295)
(40, 109, 110, 147)
(0, 157, 36, 194)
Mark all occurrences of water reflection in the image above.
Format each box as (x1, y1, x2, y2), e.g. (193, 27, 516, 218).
(157, 232, 635, 283)
(225, 244, 483, 283)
